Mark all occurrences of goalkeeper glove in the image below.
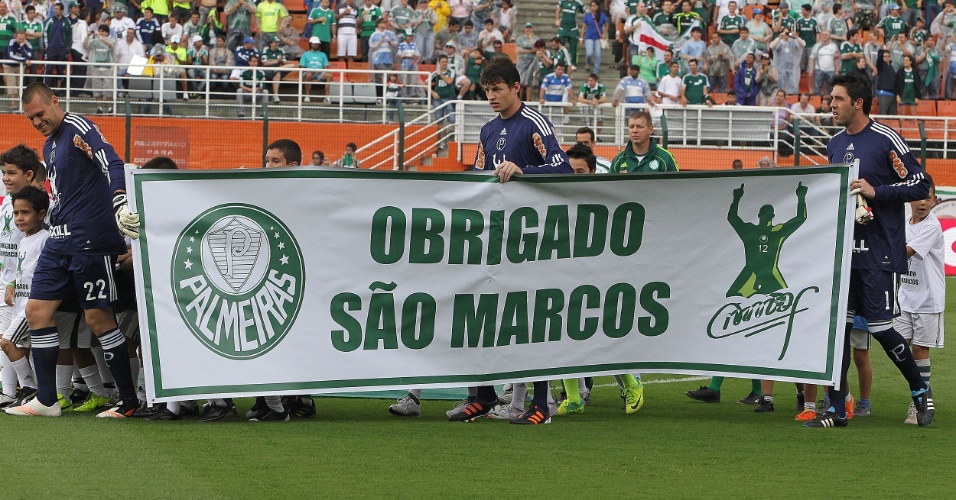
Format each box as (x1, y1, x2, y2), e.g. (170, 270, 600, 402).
(113, 193, 140, 239)
(855, 193, 873, 225)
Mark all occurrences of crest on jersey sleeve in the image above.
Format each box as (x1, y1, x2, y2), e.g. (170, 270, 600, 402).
(532, 133, 547, 160)
(73, 134, 93, 159)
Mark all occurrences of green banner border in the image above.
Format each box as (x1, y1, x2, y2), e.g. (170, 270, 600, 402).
(133, 166, 851, 398)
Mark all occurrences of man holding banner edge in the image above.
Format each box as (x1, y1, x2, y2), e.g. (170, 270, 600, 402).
(808, 72, 934, 428)
(448, 56, 572, 425)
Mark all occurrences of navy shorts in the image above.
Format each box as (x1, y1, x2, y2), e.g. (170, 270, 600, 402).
(846, 268, 899, 323)
(31, 250, 118, 310)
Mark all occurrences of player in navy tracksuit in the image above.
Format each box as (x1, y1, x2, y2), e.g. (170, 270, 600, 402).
(6, 83, 141, 418)
(805, 73, 933, 428)
(447, 57, 572, 425)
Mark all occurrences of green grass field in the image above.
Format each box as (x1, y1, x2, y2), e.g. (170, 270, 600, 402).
(6, 279, 956, 498)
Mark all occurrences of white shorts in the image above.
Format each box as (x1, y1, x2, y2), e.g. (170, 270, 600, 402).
(2, 317, 30, 348)
(53, 311, 92, 349)
(849, 327, 870, 350)
(895, 311, 944, 349)
(338, 31, 358, 57)
(116, 310, 139, 340)
(230, 69, 242, 80)
(0, 303, 11, 333)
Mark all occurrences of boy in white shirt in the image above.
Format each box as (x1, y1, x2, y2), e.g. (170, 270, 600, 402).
(897, 176, 945, 425)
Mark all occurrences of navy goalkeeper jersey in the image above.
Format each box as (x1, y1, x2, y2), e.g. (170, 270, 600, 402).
(43, 112, 127, 256)
(473, 104, 573, 174)
(827, 119, 928, 273)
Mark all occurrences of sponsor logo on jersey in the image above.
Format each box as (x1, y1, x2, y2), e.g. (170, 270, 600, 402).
(649, 159, 659, 170)
(846, 143, 854, 151)
(171, 204, 305, 360)
(499, 127, 507, 135)
(496, 138, 506, 150)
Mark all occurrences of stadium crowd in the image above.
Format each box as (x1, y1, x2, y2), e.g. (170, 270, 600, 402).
(0, 0, 954, 112)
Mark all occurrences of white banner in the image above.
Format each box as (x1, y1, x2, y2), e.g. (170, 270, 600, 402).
(131, 166, 855, 402)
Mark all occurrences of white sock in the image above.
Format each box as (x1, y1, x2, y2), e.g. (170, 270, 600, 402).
(546, 385, 556, 405)
(91, 346, 115, 384)
(56, 364, 73, 397)
(467, 386, 477, 397)
(78, 365, 109, 397)
(209, 398, 227, 406)
(511, 382, 527, 411)
(0, 352, 17, 397)
(72, 366, 88, 391)
(11, 356, 37, 389)
(167, 400, 181, 415)
(264, 395, 284, 412)
(578, 378, 587, 393)
(408, 388, 422, 399)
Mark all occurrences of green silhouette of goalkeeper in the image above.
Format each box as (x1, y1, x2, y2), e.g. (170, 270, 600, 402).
(727, 182, 808, 298)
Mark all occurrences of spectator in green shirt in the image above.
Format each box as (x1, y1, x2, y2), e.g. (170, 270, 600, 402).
(609, 110, 679, 173)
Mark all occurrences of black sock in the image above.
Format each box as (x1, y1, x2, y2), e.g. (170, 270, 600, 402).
(30, 327, 60, 406)
(98, 328, 136, 402)
(871, 326, 927, 393)
(828, 322, 853, 418)
(532, 381, 549, 410)
(476, 385, 497, 402)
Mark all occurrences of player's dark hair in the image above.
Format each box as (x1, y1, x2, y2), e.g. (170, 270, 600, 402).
(21, 82, 55, 105)
(437, 53, 448, 61)
(566, 143, 596, 173)
(145, 6, 154, 13)
(312, 150, 325, 162)
(449, 19, 460, 27)
(831, 72, 872, 115)
(346, 142, 357, 151)
(479, 57, 520, 89)
(0, 144, 42, 177)
(533, 39, 546, 49)
(588, 73, 599, 80)
(10, 185, 49, 215)
(576, 126, 595, 142)
(925, 174, 935, 191)
(833, 3, 842, 13)
(141, 156, 180, 169)
(267, 139, 303, 166)
(464, 20, 473, 27)
(551, 36, 561, 43)
(628, 110, 653, 127)
(25, 5, 35, 13)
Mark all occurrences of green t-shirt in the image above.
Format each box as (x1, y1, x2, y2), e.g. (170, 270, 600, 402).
(19, 20, 43, 39)
(256, 1, 289, 33)
(718, 14, 745, 46)
(877, 16, 907, 39)
(557, 0, 584, 33)
(775, 10, 798, 33)
(625, 0, 641, 15)
(241, 68, 266, 87)
(0, 15, 17, 47)
(431, 68, 456, 98)
(827, 17, 847, 41)
(609, 142, 679, 173)
(466, 57, 484, 80)
(579, 82, 606, 100)
(839, 41, 861, 73)
(681, 72, 708, 104)
(653, 12, 674, 27)
(309, 7, 336, 43)
(795, 17, 818, 47)
(637, 55, 659, 85)
(901, 68, 917, 103)
(262, 47, 285, 64)
(537, 49, 555, 76)
(911, 28, 927, 43)
(358, 5, 382, 36)
(391, 5, 415, 30)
